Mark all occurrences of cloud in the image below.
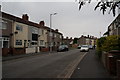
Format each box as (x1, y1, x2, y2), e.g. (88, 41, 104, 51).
(1, 2, 116, 38)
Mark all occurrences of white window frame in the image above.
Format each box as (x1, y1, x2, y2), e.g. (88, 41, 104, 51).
(40, 40, 44, 46)
(16, 40, 22, 45)
(0, 37, 9, 48)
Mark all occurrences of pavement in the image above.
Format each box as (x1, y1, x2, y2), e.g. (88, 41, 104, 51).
(70, 49, 115, 80)
(2, 51, 56, 61)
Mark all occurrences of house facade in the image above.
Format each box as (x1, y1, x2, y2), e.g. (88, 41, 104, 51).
(77, 35, 97, 46)
(104, 14, 120, 36)
(0, 13, 12, 56)
(63, 37, 73, 47)
(52, 29, 63, 50)
(1, 12, 63, 56)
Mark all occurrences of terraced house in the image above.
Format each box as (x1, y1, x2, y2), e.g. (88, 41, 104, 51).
(39, 21, 63, 51)
(1, 12, 63, 56)
(104, 14, 120, 36)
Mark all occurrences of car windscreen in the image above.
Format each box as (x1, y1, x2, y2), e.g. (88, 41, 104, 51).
(81, 45, 88, 48)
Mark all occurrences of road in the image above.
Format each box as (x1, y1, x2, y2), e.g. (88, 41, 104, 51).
(2, 49, 87, 78)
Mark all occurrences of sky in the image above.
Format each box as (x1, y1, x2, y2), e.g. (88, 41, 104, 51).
(1, 0, 119, 38)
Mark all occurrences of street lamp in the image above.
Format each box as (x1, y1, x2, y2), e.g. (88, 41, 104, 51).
(49, 13, 57, 53)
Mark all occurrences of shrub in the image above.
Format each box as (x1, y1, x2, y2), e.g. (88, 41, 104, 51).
(96, 37, 106, 58)
(96, 35, 120, 58)
(102, 35, 120, 52)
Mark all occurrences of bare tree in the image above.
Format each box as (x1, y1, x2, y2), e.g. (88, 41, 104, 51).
(76, 0, 120, 16)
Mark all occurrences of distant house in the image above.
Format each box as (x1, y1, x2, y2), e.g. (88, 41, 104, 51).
(77, 35, 97, 46)
(39, 21, 63, 51)
(63, 37, 73, 47)
(104, 14, 120, 36)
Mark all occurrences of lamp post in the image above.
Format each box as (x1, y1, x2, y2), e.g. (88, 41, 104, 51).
(49, 13, 57, 53)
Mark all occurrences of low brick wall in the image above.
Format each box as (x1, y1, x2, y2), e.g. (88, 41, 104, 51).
(12, 48, 25, 55)
(104, 51, 120, 76)
(41, 48, 49, 52)
(2, 48, 9, 56)
(107, 55, 117, 75)
(117, 60, 120, 80)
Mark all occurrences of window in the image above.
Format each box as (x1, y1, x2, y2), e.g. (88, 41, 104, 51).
(32, 33, 38, 41)
(54, 34, 56, 38)
(49, 32, 53, 36)
(3, 41, 9, 48)
(0, 37, 9, 48)
(60, 35, 62, 38)
(40, 40, 44, 46)
(16, 24, 22, 31)
(0, 40, 2, 48)
(31, 41, 37, 45)
(0, 22, 7, 29)
(16, 40, 22, 45)
(32, 27, 38, 34)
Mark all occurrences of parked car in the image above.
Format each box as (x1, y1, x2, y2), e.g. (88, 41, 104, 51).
(57, 45, 69, 52)
(77, 45, 81, 49)
(80, 45, 89, 52)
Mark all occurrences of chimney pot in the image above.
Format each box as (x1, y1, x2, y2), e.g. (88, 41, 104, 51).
(39, 21, 45, 27)
(22, 14, 29, 21)
(55, 29, 58, 32)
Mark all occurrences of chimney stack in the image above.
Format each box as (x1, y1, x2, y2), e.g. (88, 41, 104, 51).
(39, 21, 45, 27)
(70, 37, 72, 40)
(55, 29, 58, 32)
(87, 35, 89, 38)
(66, 37, 68, 39)
(22, 14, 29, 21)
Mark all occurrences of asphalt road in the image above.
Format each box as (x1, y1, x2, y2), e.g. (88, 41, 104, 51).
(2, 49, 86, 78)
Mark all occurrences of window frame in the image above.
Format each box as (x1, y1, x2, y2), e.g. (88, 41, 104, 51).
(16, 40, 22, 45)
(16, 24, 23, 31)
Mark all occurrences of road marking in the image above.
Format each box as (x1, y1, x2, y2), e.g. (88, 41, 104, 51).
(57, 52, 87, 78)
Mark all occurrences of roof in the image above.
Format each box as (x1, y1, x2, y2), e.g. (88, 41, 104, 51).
(108, 14, 120, 28)
(2, 12, 39, 28)
(2, 12, 63, 35)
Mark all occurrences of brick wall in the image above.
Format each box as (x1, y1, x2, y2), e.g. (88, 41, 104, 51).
(117, 60, 120, 80)
(40, 48, 49, 52)
(2, 48, 9, 56)
(12, 48, 25, 55)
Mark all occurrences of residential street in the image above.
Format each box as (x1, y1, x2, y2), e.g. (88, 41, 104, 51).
(1, 2, 120, 80)
(2, 49, 86, 78)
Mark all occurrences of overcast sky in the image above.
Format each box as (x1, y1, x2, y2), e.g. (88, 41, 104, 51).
(1, 0, 119, 38)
